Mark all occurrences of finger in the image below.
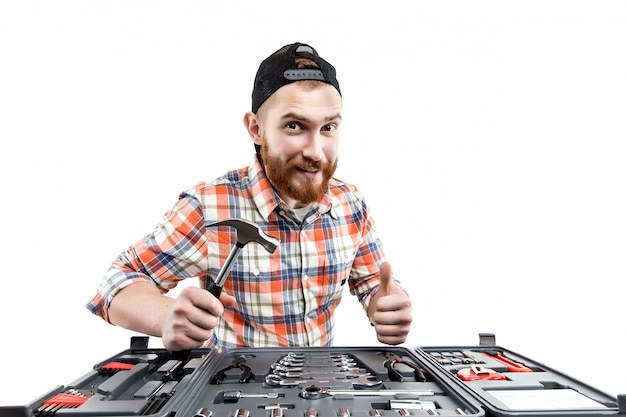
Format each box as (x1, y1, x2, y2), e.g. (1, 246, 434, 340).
(379, 261, 394, 296)
(219, 291, 237, 308)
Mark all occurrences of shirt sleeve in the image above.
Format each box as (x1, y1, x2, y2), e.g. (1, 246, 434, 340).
(86, 193, 208, 323)
(345, 193, 400, 313)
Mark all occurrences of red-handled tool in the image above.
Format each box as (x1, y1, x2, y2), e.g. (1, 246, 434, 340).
(481, 350, 533, 372)
(456, 365, 506, 381)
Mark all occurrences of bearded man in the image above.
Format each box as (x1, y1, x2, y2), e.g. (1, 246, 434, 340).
(87, 43, 412, 351)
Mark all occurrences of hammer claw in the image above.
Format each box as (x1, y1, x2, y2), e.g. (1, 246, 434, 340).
(206, 218, 280, 297)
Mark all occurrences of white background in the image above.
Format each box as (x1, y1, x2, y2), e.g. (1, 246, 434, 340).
(1, 0, 624, 407)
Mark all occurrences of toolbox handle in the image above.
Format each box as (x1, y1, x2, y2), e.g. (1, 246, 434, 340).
(618, 393, 626, 414)
(478, 333, 496, 346)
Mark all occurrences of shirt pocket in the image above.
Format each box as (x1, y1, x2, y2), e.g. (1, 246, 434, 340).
(309, 236, 358, 302)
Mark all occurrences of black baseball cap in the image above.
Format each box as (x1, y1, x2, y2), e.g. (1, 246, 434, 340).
(251, 42, 341, 113)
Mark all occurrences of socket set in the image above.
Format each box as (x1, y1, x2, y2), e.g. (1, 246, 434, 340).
(0, 334, 623, 417)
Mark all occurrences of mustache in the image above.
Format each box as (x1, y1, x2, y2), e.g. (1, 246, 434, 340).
(288, 158, 322, 171)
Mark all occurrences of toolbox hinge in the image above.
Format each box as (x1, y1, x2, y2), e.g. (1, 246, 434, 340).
(618, 393, 626, 414)
(130, 336, 150, 349)
(478, 333, 496, 346)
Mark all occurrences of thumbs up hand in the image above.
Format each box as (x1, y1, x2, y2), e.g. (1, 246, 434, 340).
(367, 262, 413, 345)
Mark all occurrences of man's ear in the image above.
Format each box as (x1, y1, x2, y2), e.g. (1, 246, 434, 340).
(243, 111, 262, 146)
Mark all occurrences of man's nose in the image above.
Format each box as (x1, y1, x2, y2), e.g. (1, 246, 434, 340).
(302, 132, 323, 161)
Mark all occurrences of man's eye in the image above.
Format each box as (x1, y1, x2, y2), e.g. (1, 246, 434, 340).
(286, 122, 300, 130)
(322, 124, 336, 132)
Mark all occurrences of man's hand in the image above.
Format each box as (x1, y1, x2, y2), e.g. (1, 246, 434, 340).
(367, 262, 412, 345)
(109, 282, 236, 351)
(162, 286, 237, 351)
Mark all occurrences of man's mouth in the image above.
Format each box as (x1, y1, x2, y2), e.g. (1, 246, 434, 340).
(293, 160, 322, 176)
(296, 166, 319, 173)
(294, 166, 320, 180)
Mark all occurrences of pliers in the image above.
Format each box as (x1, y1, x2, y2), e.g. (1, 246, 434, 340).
(212, 356, 253, 384)
(384, 352, 426, 382)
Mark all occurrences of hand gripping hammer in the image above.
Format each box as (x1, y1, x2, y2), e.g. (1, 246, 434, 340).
(205, 218, 280, 298)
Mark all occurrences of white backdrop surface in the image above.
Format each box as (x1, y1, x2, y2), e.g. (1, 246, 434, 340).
(1, 0, 624, 406)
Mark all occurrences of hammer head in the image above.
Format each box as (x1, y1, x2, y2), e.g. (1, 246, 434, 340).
(208, 218, 279, 253)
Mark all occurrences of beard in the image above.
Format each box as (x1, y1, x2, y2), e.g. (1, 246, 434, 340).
(260, 141, 338, 205)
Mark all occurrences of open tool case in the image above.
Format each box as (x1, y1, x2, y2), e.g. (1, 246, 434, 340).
(1, 334, 623, 417)
(416, 333, 624, 416)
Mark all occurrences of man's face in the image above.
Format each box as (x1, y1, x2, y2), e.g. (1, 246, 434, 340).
(257, 82, 342, 208)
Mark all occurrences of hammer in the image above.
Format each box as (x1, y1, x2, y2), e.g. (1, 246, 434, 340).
(205, 218, 280, 298)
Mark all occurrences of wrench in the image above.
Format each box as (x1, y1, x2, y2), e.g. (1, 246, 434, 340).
(286, 352, 352, 359)
(273, 368, 370, 379)
(271, 363, 359, 373)
(265, 373, 381, 388)
(299, 385, 435, 400)
(280, 357, 356, 367)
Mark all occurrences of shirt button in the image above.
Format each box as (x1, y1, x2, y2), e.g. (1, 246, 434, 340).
(253, 268, 260, 276)
(302, 274, 308, 281)
(305, 316, 311, 323)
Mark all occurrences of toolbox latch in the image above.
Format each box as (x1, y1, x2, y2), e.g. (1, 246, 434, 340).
(478, 333, 496, 346)
(130, 336, 149, 349)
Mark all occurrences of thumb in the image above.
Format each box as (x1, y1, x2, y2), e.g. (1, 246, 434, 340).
(379, 261, 394, 296)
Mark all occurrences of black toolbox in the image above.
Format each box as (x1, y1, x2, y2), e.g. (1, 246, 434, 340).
(1, 334, 623, 417)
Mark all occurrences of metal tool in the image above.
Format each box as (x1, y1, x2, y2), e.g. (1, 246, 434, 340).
(235, 409, 250, 417)
(279, 357, 356, 367)
(271, 408, 285, 417)
(271, 363, 358, 373)
(452, 351, 483, 364)
(265, 373, 381, 388)
(337, 407, 351, 417)
(285, 353, 352, 359)
(389, 400, 437, 411)
(223, 390, 280, 402)
(206, 218, 280, 298)
(193, 408, 213, 417)
(456, 364, 506, 381)
(299, 385, 435, 400)
(212, 356, 253, 384)
(305, 406, 318, 417)
(273, 367, 370, 379)
(384, 352, 426, 382)
(286, 352, 352, 359)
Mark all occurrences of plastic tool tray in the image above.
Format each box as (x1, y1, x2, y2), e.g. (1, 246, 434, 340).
(416, 334, 623, 417)
(1, 335, 623, 417)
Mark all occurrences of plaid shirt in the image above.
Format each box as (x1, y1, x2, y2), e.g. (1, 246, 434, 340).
(87, 158, 390, 349)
